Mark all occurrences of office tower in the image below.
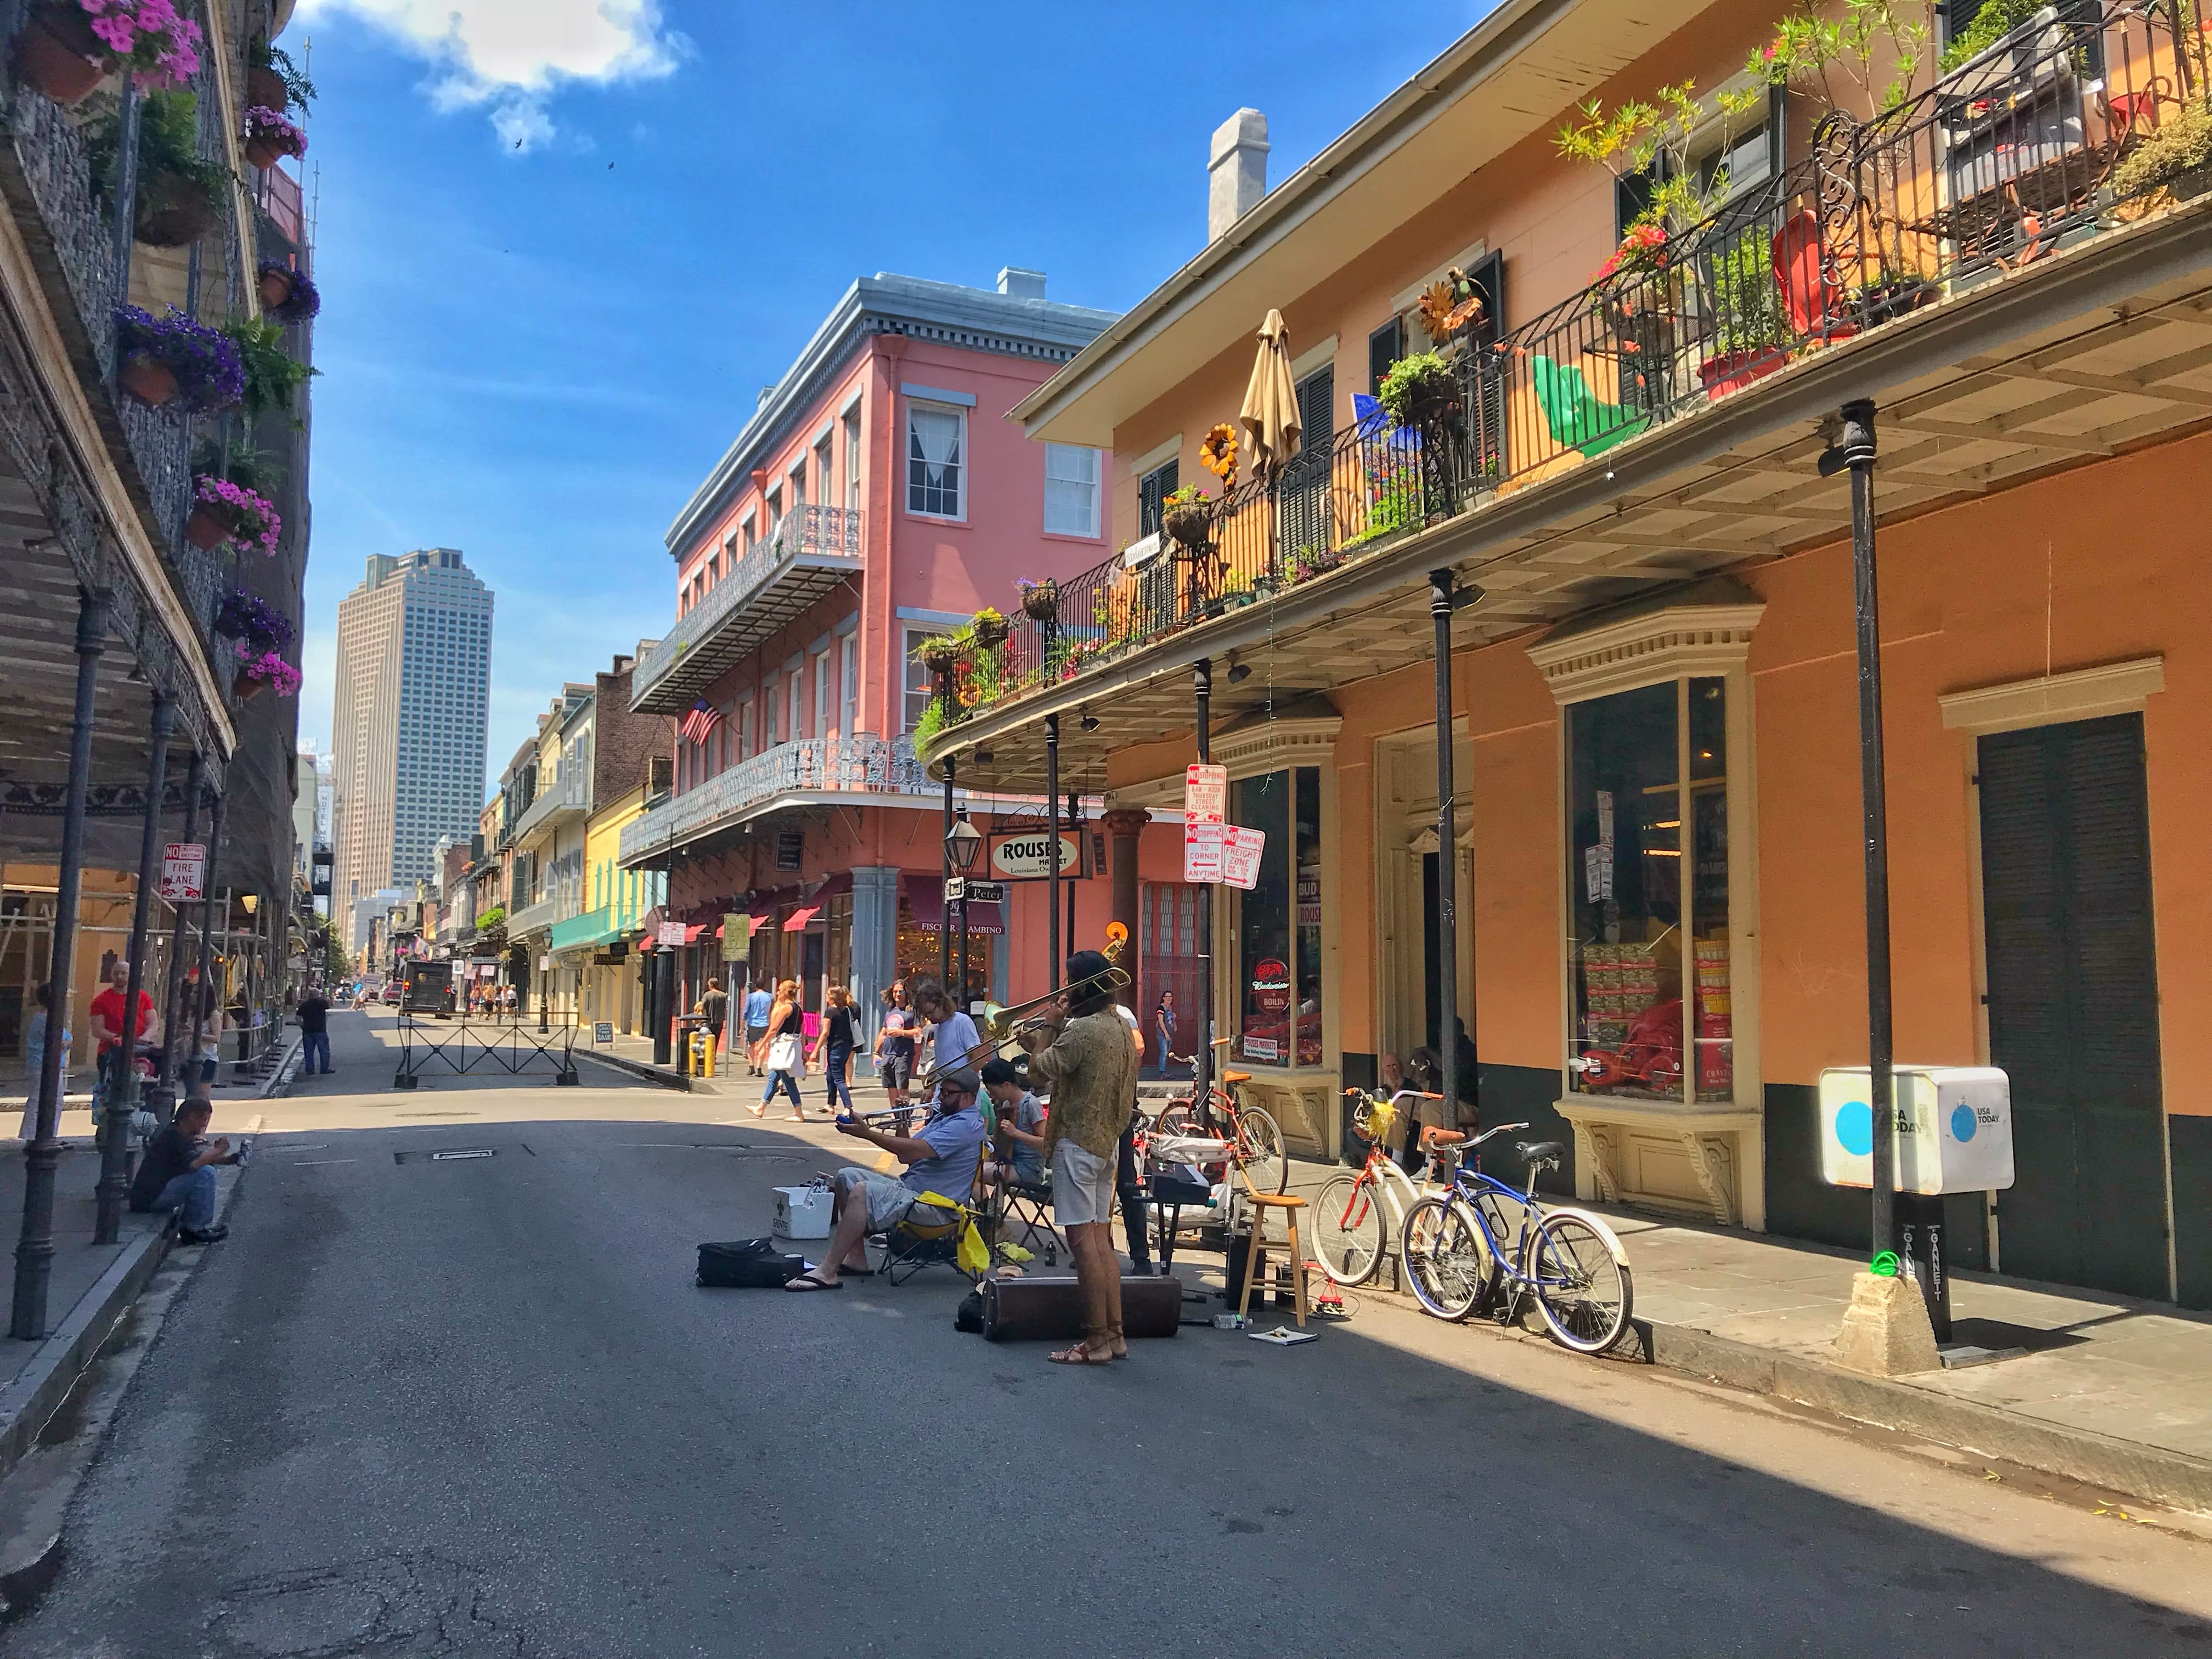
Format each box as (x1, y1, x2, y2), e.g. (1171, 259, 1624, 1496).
(332, 549, 493, 946)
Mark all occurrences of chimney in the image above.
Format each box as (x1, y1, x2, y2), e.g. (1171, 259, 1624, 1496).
(997, 266, 1047, 301)
(1208, 109, 1269, 242)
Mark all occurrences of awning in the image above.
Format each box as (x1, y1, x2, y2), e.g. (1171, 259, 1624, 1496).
(783, 905, 821, 932)
(899, 872, 1004, 936)
(549, 910, 623, 954)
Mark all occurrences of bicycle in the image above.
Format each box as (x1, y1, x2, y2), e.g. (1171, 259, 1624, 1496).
(1145, 1035, 1287, 1195)
(1311, 1087, 1447, 1285)
(1400, 1123, 1634, 1354)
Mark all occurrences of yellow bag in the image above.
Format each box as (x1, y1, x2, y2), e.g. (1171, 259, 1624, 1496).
(911, 1191, 990, 1275)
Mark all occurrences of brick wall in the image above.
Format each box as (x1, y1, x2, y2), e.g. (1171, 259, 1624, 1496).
(594, 654, 672, 804)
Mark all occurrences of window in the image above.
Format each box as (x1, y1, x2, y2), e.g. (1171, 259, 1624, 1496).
(843, 408, 862, 511)
(839, 635, 858, 738)
(1231, 768, 1324, 1069)
(766, 487, 783, 536)
(907, 403, 964, 518)
(766, 676, 782, 746)
(1138, 459, 1178, 538)
(1043, 444, 1101, 537)
(812, 646, 833, 740)
(902, 627, 945, 733)
(815, 435, 835, 511)
(789, 459, 807, 509)
(734, 694, 753, 762)
(742, 513, 757, 554)
(787, 673, 804, 746)
(1367, 317, 1403, 396)
(1565, 678, 1731, 1103)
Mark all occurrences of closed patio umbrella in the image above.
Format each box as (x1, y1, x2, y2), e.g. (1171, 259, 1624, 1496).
(1238, 309, 1301, 482)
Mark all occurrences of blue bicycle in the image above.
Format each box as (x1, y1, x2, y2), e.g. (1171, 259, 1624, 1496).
(1399, 1121, 1634, 1353)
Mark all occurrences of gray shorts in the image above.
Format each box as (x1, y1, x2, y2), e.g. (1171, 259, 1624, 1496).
(1051, 1139, 1116, 1227)
(837, 1167, 938, 1233)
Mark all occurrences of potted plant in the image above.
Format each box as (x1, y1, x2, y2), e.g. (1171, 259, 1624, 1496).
(213, 588, 291, 652)
(1852, 264, 1940, 324)
(1160, 483, 1213, 552)
(969, 606, 1009, 650)
(257, 261, 320, 323)
(222, 316, 317, 421)
(243, 105, 307, 170)
(2111, 102, 2212, 213)
(1376, 351, 1457, 426)
(246, 36, 314, 115)
(1696, 226, 1791, 398)
(1017, 577, 1058, 623)
(15, 0, 202, 108)
(232, 641, 300, 701)
(115, 304, 244, 413)
(188, 473, 281, 554)
(915, 634, 963, 676)
(91, 90, 229, 248)
(1219, 567, 1256, 610)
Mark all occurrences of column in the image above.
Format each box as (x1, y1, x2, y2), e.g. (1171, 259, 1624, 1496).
(849, 866, 900, 1042)
(1102, 806, 1149, 1011)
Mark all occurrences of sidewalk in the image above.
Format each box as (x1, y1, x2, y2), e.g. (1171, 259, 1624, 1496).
(1276, 1155, 2212, 1509)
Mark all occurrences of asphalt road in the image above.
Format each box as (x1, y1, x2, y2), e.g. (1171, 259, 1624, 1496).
(11, 1011, 2212, 1657)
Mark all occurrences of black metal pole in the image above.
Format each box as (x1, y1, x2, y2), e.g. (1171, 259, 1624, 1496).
(97, 694, 172, 1243)
(940, 752, 955, 990)
(1045, 714, 1062, 992)
(152, 749, 202, 1126)
(1430, 570, 1468, 1131)
(652, 946, 674, 1066)
(1065, 792, 1079, 955)
(109, 85, 140, 303)
(539, 948, 549, 1034)
(12, 589, 105, 1341)
(1838, 399, 1897, 1260)
(1193, 657, 1213, 1126)
(185, 793, 227, 1091)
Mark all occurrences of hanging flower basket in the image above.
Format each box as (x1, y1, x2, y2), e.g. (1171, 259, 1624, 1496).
(187, 473, 281, 554)
(115, 305, 244, 416)
(133, 166, 222, 246)
(969, 607, 1009, 651)
(1161, 487, 1214, 553)
(256, 262, 319, 324)
(915, 635, 964, 675)
(1018, 577, 1058, 623)
(15, 5, 106, 106)
(213, 588, 291, 653)
(66, 0, 201, 93)
(247, 61, 285, 111)
(242, 105, 306, 171)
(233, 641, 300, 699)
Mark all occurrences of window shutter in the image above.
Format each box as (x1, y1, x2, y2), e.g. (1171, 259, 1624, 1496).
(1139, 460, 1177, 536)
(1367, 318, 1403, 394)
(1296, 365, 1335, 452)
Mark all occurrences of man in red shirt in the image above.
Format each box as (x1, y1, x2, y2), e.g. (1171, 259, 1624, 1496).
(89, 958, 161, 1115)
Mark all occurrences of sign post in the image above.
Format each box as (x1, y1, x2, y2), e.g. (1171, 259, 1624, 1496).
(159, 842, 206, 905)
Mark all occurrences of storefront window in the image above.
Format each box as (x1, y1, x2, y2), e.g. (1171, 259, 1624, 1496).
(1232, 766, 1324, 1068)
(1565, 678, 1730, 1102)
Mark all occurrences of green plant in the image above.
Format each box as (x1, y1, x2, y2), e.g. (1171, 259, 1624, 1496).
(255, 37, 317, 110)
(1556, 80, 1764, 234)
(88, 88, 230, 235)
(1343, 493, 1415, 551)
(2111, 100, 2212, 199)
(1161, 483, 1210, 512)
(318, 914, 350, 981)
(913, 699, 947, 747)
(1937, 0, 2039, 72)
(1376, 351, 1454, 424)
(191, 438, 286, 496)
(1221, 566, 1252, 595)
(474, 905, 506, 933)
(1753, 0, 1931, 114)
(222, 316, 317, 422)
(1705, 225, 1787, 356)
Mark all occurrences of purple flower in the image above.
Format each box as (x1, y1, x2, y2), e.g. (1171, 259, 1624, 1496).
(259, 262, 320, 324)
(117, 305, 245, 416)
(244, 105, 307, 156)
(69, 0, 201, 88)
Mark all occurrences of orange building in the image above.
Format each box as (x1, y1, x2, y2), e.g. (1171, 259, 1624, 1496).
(924, 0, 2212, 1308)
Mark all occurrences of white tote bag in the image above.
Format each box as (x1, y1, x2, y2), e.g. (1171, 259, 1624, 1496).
(768, 1030, 803, 1074)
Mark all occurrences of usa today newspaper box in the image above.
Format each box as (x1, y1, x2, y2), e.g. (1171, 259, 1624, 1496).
(1818, 1066, 2013, 1339)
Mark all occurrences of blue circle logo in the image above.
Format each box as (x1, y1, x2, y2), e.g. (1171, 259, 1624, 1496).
(1833, 1099, 1874, 1156)
(1950, 1103, 1977, 1143)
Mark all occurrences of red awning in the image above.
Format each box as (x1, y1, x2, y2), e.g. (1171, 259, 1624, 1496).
(682, 923, 707, 945)
(783, 905, 821, 932)
(899, 872, 1003, 936)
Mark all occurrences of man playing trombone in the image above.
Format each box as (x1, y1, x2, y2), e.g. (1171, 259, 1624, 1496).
(1021, 949, 1141, 1366)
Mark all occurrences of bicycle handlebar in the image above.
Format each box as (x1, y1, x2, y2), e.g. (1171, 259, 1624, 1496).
(1468, 1121, 1531, 1148)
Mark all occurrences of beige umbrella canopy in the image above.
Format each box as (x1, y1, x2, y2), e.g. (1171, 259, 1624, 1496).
(1238, 309, 1301, 483)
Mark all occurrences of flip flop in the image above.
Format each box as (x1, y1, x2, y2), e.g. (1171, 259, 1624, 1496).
(783, 1271, 842, 1292)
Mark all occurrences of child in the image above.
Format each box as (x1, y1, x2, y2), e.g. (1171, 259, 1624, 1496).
(979, 1057, 1047, 1190)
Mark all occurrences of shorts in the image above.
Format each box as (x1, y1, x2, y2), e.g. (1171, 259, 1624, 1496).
(879, 1050, 913, 1090)
(1051, 1139, 1116, 1228)
(837, 1167, 936, 1234)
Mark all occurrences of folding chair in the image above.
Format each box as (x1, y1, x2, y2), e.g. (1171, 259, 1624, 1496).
(874, 1192, 986, 1286)
(996, 1175, 1063, 1266)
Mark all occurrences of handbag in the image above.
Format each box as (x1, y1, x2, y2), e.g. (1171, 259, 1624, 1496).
(767, 1030, 802, 1073)
(697, 1238, 806, 1288)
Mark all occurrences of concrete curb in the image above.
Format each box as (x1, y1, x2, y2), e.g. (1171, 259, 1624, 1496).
(573, 1047, 692, 1092)
(260, 1037, 303, 1098)
(1639, 1319, 2212, 1513)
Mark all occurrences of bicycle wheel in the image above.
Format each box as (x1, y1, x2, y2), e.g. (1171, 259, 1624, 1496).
(1401, 1197, 1488, 1321)
(1233, 1105, 1289, 1195)
(1312, 1172, 1385, 1286)
(1525, 1210, 1633, 1353)
(1148, 1099, 1199, 1140)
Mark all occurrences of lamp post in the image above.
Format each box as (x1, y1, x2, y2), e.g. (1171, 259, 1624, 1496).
(945, 805, 982, 1011)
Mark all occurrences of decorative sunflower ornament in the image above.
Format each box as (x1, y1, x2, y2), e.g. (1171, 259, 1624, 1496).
(1201, 421, 1239, 487)
(1416, 267, 1486, 345)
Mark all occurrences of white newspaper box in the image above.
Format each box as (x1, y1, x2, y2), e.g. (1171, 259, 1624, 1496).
(1816, 1065, 2014, 1194)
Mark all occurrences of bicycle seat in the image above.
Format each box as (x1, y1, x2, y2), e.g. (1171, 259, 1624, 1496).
(1516, 1140, 1566, 1170)
(1222, 1070, 1251, 1085)
(1420, 1127, 1467, 1148)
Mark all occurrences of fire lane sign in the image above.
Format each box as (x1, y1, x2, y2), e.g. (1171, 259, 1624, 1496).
(159, 843, 206, 904)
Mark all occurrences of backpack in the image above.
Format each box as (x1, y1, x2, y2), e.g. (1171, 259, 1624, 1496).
(697, 1238, 807, 1288)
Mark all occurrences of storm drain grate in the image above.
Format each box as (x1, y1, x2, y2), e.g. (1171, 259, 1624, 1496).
(393, 1144, 533, 1165)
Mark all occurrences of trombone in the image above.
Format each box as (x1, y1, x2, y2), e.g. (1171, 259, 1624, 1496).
(910, 925, 1131, 1089)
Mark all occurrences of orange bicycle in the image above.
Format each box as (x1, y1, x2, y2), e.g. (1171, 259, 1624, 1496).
(1144, 1036, 1288, 1194)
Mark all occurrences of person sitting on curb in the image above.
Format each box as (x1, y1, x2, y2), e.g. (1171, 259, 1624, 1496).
(785, 1074, 988, 1291)
(128, 1096, 238, 1243)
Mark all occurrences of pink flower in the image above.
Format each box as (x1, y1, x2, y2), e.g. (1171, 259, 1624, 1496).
(89, 14, 135, 50)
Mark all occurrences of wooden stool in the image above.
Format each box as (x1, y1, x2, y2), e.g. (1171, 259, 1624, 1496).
(1236, 1193, 1311, 1327)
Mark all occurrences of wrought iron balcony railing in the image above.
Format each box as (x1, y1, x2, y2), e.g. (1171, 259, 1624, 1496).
(509, 766, 588, 845)
(630, 504, 865, 713)
(618, 732, 929, 865)
(960, 0, 2209, 738)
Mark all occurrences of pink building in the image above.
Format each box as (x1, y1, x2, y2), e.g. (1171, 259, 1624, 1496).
(623, 268, 1181, 1026)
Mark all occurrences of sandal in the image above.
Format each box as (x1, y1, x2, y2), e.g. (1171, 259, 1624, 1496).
(783, 1270, 842, 1292)
(1048, 1342, 1114, 1365)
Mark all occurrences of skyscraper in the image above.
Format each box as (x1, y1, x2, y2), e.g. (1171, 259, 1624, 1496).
(332, 549, 493, 946)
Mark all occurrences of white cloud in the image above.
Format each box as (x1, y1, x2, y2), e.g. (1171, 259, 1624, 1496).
(298, 0, 684, 152)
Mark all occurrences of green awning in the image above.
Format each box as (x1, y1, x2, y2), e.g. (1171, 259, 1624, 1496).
(550, 909, 623, 954)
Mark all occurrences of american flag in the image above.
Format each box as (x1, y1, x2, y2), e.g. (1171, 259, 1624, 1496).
(680, 699, 722, 745)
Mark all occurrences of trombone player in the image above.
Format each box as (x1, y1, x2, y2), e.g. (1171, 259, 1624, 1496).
(1021, 949, 1141, 1367)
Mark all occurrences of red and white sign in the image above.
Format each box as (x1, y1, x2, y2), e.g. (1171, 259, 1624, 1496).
(1220, 825, 1265, 891)
(159, 842, 205, 904)
(1252, 956, 1292, 1015)
(1183, 763, 1227, 826)
(1183, 820, 1224, 883)
(657, 921, 688, 949)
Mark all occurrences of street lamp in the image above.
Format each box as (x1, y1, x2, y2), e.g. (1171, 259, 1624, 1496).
(945, 807, 982, 1009)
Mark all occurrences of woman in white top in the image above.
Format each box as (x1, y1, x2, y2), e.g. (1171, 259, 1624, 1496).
(19, 981, 67, 1141)
(195, 988, 227, 1087)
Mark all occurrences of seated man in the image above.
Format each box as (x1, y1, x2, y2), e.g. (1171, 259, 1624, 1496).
(128, 1096, 237, 1244)
(786, 1075, 988, 1291)
(978, 1057, 1046, 1192)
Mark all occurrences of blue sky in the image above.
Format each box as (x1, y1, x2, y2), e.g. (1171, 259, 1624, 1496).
(294, 0, 1485, 782)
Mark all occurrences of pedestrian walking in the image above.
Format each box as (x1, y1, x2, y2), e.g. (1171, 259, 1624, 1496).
(749, 979, 809, 1120)
(296, 985, 333, 1075)
(1150, 990, 1177, 1077)
(17, 982, 67, 1143)
(741, 977, 772, 1075)
(810, 985, 858, 1119)
(700, 975, 730, 1061)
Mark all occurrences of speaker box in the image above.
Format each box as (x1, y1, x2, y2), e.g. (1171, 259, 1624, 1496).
(980, 1273, 1183, 1341)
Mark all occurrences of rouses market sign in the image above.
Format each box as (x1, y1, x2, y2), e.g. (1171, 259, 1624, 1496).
(985, 827, 1084, 882)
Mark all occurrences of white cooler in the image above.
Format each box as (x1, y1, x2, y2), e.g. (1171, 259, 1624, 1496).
(773, 1184, 833, 1240)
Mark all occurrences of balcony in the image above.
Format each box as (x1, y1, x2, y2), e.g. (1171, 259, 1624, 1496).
(618, 732, 929, 866)
(510, 768, 587, 847)
(504, 895, 564, 940)
(631, 504, 864, 713)
(926, 0, 2212, 782)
